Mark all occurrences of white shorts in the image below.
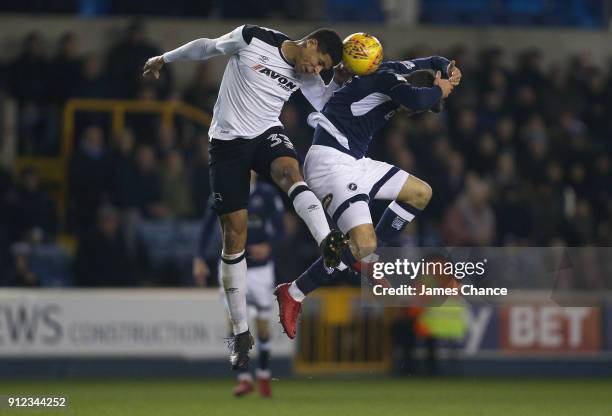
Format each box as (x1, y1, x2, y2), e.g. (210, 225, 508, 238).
(304, 145, 409, 234)
(218, 262, 275, 320)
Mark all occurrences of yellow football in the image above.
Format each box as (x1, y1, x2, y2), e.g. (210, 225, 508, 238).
(342, 33, 383, 76)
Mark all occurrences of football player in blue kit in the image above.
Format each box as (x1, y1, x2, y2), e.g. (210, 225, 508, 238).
(275, 56, 462, 338)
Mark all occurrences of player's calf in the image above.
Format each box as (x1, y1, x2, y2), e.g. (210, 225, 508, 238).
(254, 319, 272, 397)
(374, 176, 432, 248)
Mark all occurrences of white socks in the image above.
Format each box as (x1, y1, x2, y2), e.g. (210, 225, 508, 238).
(288, 181, 330, 245)
(288, 281, 306, 302)
(220, 250, 248, 335)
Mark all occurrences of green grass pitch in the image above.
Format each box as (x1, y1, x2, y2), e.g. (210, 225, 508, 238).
(1, 378, 611, 415)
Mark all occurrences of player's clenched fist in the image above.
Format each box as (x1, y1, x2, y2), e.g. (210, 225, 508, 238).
(143, 56, 165, 79)
(433, 70, 453, 98)
(447, 59, 462, 86)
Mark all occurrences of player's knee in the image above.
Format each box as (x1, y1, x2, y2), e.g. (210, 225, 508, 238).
(270, 158, 301, 190)
(350, 228, 378, 259)
(403, 180, 432, 210)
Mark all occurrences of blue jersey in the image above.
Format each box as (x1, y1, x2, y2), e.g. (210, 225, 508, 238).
(198, 181, 285, 267)
(310, 56, 450, 159)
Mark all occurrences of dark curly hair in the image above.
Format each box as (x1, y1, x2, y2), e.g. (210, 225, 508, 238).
(304, 28, 343, 66)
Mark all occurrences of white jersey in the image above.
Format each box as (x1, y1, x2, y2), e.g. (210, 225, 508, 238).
(163, 25, 339, 141)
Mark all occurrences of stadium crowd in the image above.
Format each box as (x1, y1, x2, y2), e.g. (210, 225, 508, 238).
(0, 23, 611, 288)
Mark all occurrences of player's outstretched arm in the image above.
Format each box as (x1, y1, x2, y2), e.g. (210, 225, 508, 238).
(143, 26, 248, 79)
(410, 56, 451, 75)
(411, 56, 462, 86)
(389, 70, 453, 112)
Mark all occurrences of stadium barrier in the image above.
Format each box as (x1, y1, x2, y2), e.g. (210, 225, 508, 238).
(1, 288, 611, 378)
(295, 288, 394, 374)
(14, 99, 211, 228)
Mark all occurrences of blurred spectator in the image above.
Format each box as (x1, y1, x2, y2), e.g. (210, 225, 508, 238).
(115, 144, 166, 218)
(493, 152, 532, 244)
(281, 103, 311, 160)
(0, 168, 16, 281)
(9, 242, 40, 287)
(72, 53, 110, 98)
(74, 204, 137, 286)
(50, 32, 82, 104)
(160, 150, 195, 218)
(68, 125, 114, 231)
(106, 20, 171, 98)
(441, 173, 496, 246)
(14, 167, 58, 242)
(183, 63, 218, 114)
(9, 236, 71, 287)
(8, 31, 49, 105)
(8, 31, 59, 154)
(4, 25, 612, 288)
(191, 135, 211, 216)
(450, 108, 478, 157)
(156, 125, 177, 159)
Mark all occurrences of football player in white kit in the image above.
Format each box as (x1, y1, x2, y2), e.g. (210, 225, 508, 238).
(275, 57, 462, 339)
(195, 173, 284, 397)
(144, 25, 348, 371)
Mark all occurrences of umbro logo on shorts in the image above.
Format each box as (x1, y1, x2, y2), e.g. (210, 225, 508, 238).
(347, 183, 358, 191)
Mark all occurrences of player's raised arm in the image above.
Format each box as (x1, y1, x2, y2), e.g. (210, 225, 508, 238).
(388, 70, 453, 112)
(410, 56, 451, 74)
(411, 56, 462, 86)
(143, 25, 248, 79)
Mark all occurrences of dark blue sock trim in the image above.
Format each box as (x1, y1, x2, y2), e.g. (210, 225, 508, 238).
(331, 194, 369, 224)
(288, 184, 309, 201)
(258, 348, 270, 370)
(295, 257, 337, 295)
(221, 253, 246, 265)
(369, 167, 400, 199)
(394, 200, 422, 217)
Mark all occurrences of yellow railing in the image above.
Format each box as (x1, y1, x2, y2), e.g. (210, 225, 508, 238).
(15, 99, 211, 228)
(294, 288, 394, 374)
